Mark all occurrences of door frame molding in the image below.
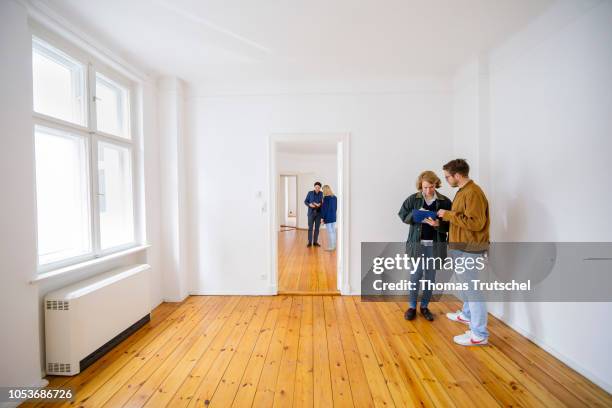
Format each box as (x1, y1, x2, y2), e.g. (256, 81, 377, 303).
(268, 133, 351, 295)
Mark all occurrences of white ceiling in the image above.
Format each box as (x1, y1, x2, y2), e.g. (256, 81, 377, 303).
(276, 142, 337, 155)
(40, 0, 556, 84)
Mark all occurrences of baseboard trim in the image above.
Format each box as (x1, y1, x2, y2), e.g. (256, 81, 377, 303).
(490, 309, 612, 394)
(278, 290, 340, 296)
(162, 294, 189, 303)
(188, 290, 343, 296)
(188, 290, 274, 296)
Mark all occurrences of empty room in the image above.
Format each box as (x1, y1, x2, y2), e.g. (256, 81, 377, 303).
(1, 0, 611, 407)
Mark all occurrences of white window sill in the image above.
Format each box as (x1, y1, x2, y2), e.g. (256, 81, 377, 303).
(30, 244, 151, 284)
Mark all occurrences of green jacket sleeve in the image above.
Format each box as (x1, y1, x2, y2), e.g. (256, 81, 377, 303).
(398, 196, 415, 225)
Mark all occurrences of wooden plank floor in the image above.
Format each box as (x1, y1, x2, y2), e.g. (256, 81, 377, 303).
(278, 229, 337, 294)
(23, 296, 612, 407)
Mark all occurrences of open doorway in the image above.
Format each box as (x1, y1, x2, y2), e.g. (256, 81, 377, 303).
(270, 135, 350, 295)
(279, 175, 297, 231)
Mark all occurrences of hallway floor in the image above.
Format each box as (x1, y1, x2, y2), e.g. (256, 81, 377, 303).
(278, 229, 338, 294)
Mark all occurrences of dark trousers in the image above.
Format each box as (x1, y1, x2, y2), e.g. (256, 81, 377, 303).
(307, 213, 322, 244)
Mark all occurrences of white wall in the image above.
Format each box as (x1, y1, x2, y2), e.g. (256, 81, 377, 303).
(158, 77, 190, 302)
(185, 82, 453, 295)
(278, 176, 287, 227)
(452, 0, 612, 392)
(0, 1, 164, 391)
(278, 175, 297, 227)
(0, 0, 45, 392)
(277, 152, 337, 229)
(141, 80, 164, 309)
(451, 60, 482, 183)
(287, 176, 297, 220)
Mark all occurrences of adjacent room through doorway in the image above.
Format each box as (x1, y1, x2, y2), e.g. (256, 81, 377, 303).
(275, 141, 340, 295)
(279, 175, 297, 231)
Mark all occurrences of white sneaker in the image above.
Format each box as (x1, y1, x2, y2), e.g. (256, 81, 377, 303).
(453, 330, 488, 346)
(446, 310, 470, 325)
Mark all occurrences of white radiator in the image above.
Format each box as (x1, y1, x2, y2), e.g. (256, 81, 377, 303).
(45, 264, 151, 376)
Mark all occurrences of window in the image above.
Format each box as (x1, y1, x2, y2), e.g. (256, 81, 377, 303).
(32, 37, 86, 126)
(95, 73, 130, 138)
(98, 142, 134, 249)
(35, 126, 91, 264)
(32, 33, 138, 271)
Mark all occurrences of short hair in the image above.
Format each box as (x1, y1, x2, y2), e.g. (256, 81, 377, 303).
(416, 171, 441, 190)
(443, 159, 470, 177)
(314, 182, 322, 187)
(322, 185, 334, 196)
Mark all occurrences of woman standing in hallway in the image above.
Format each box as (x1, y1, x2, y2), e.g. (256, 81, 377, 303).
(321, 185, 337, 251)
(398, 171, 452, 321)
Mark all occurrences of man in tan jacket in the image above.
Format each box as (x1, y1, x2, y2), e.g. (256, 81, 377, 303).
(437, 159, 490, 346)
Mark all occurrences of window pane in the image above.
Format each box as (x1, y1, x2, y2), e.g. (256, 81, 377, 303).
(96, 73, 130, 138)
(98, 142, 134, 249)
(35, 126, 91, 265)
(32, 38, 86, 125)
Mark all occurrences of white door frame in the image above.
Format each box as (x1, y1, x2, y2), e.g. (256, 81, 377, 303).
(279, 174, 298, 228)
(268, 133, 351, 295)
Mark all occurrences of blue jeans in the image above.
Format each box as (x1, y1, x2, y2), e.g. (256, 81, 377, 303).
(325, 222, 336, 249)
(449, 249, 489, 339)
(409, 244, 436, 308)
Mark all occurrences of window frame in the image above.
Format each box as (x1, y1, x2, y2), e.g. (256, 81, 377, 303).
(94, 68, 133, 140)
(31, 26, 141, 274)
(34, 124, 93, 265)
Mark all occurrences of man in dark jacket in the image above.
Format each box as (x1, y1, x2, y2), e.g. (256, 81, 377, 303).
(304, 182, 323, 247)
